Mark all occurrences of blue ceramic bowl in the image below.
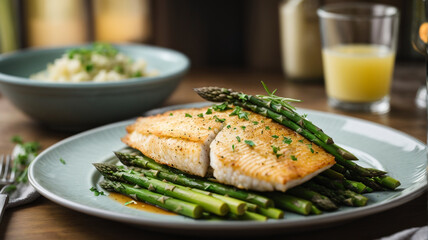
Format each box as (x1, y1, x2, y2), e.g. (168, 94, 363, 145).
(0, 44, 189, 130)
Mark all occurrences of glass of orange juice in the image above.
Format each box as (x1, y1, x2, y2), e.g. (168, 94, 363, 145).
(318, 3, 399, 113)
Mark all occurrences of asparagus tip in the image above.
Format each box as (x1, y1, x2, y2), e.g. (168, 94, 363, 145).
(93, 163, 119, 173)
(99, 180, 116, 192)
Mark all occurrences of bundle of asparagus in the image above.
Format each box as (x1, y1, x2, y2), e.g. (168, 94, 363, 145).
(95, 147, 387, 220)
(194, 85, 400, 190)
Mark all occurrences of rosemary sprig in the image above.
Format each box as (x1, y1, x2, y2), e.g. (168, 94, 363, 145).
(256, 81, 302, 111)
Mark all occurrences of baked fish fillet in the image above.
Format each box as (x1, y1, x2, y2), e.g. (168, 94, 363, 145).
(123, 106, 335, 191)
(122, 107, 226, 176)
(210, 110, 335, 191)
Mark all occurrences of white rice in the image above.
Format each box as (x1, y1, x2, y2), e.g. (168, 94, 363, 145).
(31, 52, 158, 83)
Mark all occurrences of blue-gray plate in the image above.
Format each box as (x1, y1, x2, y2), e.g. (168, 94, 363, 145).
(28, 103, 427, 234)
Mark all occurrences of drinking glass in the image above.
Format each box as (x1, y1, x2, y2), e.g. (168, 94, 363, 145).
(318, 3, 399, 114)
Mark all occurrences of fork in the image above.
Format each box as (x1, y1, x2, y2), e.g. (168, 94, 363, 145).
(0, 154, 16, 222)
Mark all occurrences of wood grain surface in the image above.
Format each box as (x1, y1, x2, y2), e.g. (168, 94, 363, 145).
(0, 63, 426, 240)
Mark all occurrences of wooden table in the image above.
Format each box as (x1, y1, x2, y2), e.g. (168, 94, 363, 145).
(0, 63, 426, 240)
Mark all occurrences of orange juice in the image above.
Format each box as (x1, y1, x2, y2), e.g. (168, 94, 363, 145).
(322, 44, 395, 102)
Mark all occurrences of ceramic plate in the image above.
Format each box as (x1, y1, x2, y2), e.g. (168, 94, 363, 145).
(28, 102, 427, 234)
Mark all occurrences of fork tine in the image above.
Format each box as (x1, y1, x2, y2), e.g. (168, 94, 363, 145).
(8, 156, 15, 183)
(0, 155, 4, 181)
(1, 156, 10, 182)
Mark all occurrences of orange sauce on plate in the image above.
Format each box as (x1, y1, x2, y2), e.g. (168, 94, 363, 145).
(108, 192, 177, 216)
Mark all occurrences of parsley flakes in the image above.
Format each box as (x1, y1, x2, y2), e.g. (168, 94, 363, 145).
(271, 135, 279, 139)
(212, 103, 231, 111)
(290, 155, 298, 161)
(283, 137, 292, 144)
(236, 136, 241, 142)
(124, 200, 137, 206)
(229, 106, 249, 120)
(11, 135, 23, 144)
(307, 144, 314, 153)
(90, 187, 105, 196)
(238, 93, 248, 101)
(185, 113, 192, 118)
(197, 113, 204, 118)
(271, 145, 282, 158)
(59, 158, 66, 165)
(245, 140, 256, 147)
(214, 115, 225, 123)
(206, 108, 213, 115)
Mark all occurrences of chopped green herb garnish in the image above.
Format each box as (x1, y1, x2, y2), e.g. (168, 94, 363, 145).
(265, 126, 270, 130)
(271, 135, 279, 139)
(252, 121, 259, 125)
(212, 103, 231, 111)
(206, 108, 213, 115)
(169, 113, 173, 116)
(11, 135, 23, 144)
(3, 184, 16, 194)
(229, 106, 249, 120)
(185, 113, 192, 118)
(59, 158, 66, 165)
(271, 145, 282, 158)
(241, 126, 246, 130)
(133, 71, 143, 78)
(307, 144, 314, 153)
(302, 114, 308, 118)
(85, 63, 94, 72)
(226, 125, 231, 129)
(90, 187, 105, 196)
(16, 154, 28, 165)
(283, 137, 292, 144)
(298, 140, 304, 143)
(232, 145, 235, 151)
(10, 136, 41, 185)
(124, 200, 137, 206)
(93, 42, 118, 57)
(114, 65, 124, 74)
(22, 142, 40, 153)
(236, 136, 241, 142)
(238, 93, 248, 101)
(67, 43, 120, 76)
(214, 115, 225, 123)
(245, 140, 256, 147)
(261, 120, 265, 123)
(208, 127, 212, 130)
(290, 155, 298, 161)
(197, 113, 204, 118)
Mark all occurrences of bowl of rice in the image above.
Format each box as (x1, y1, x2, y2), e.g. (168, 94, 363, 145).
(0, 43, 189, 130)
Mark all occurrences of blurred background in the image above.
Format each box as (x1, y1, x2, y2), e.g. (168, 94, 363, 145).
(0, 0, 422, 71)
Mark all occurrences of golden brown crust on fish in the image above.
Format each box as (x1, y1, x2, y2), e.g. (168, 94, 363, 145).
(209, 111, 335, 191)
(122, 107, 227, 176)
